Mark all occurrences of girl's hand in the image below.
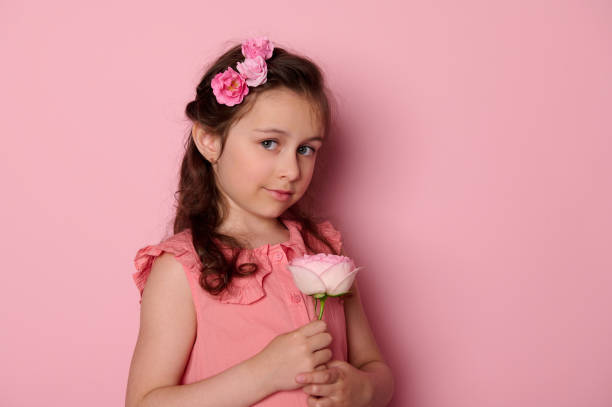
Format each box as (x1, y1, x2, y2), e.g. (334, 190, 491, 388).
(252, 319, 333, 393)
(295, 360, 373, 407)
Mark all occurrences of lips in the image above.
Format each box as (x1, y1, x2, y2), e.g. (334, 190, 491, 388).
(266, 187, 293, 194)
(266, 188, 294, 201)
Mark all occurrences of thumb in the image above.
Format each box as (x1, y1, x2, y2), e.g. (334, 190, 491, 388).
(326, 360, 347, 369)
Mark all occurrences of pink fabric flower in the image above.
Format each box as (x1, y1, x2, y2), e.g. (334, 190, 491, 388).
(210, 67, 249, 107)
(236, 55, 268, 87)
(286, 253, 363, 320)
(241, 36, 274, 60)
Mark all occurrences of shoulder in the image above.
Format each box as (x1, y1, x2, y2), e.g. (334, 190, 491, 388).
(135, 230, 198, 312)
(142, 251, 195, 312)
(132, 230, 199, 288)
(309, 219, 343, 255)
(132, 229, 200, 304)
(314, 219, 342, 239)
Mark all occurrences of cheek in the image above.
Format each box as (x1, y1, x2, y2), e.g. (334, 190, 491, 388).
(223, 149, 272, 189)
(301, 161, 316, 184)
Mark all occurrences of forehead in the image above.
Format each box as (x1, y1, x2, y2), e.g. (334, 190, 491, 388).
(239, 88, 323, 137)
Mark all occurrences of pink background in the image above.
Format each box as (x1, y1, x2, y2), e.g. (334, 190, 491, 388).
(1, 1, 611, 406)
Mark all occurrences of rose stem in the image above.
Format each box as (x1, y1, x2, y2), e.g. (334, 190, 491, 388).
(317, 297, 327, 320)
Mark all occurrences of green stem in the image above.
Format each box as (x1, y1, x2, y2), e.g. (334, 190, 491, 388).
(317, 297, 327, 320)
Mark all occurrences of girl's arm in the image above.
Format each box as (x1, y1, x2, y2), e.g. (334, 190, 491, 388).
(343, 278, 395, 406)
(125, 253, 276, 407)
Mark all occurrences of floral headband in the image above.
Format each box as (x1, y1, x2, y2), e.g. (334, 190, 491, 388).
(210, 37, 275, 107)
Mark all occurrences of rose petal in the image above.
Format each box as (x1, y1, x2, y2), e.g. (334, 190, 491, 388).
(286, 265, 327, 295)
(319, 262, 353, 291)
(327, 266, 363, 295)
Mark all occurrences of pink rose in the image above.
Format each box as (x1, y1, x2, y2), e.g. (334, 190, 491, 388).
(236, 55, 268, 87)
(241, 36, 274, 60)
(286, 253, 363, 319)
(210, 66, 249, 106)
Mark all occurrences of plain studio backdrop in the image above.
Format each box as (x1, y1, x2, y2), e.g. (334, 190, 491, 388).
(1, 1, 610, 406)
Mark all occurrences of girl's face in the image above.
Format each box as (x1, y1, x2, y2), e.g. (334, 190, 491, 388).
(208, 87, 324, 225)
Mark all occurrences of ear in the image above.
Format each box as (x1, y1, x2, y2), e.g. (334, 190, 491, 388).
(192, 122, 221, 164)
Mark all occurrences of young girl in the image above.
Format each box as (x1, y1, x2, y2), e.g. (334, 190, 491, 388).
(125, 37, 394, 407)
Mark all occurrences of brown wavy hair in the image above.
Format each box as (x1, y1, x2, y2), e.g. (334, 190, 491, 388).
(173, 41, 341, 296)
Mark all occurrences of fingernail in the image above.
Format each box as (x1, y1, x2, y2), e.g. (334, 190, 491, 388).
(296, 375, 306, 383)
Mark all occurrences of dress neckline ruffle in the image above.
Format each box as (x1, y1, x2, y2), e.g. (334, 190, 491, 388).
(178, 217, 307, 304)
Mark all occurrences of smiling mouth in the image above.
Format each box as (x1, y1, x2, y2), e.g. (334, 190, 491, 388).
(266, 188, 293, 201)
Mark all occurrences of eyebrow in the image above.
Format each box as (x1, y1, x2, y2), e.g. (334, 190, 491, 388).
(254, 128, 323, 142)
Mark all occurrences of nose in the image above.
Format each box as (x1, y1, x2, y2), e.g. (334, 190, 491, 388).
(279, 150, 301, 181)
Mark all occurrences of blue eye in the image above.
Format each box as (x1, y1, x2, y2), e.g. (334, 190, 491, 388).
(260, 140, 317, 156)
(261, 140, 278, 150)
(298, 145, 316, 156)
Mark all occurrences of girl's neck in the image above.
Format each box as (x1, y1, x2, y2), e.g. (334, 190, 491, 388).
(217, 217, 289, 249)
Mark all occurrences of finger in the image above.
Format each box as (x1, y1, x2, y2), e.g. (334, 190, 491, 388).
(303, 381, 335, 397)
(300, 319, 327, 337)
(308, 368, 339, 384)
(308, 395, 332, 407)
(307, 331, 332, 352)
(312, 347, 332, 366)
(327, 367, 340, 383)
(296, 364, 326, 384)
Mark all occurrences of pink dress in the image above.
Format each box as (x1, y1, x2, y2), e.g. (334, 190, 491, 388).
(132, 217, 347, 406)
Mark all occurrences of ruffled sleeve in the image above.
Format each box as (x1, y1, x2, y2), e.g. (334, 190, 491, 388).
(132, 231, 201, 306)
(312, 220, 343, 255)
